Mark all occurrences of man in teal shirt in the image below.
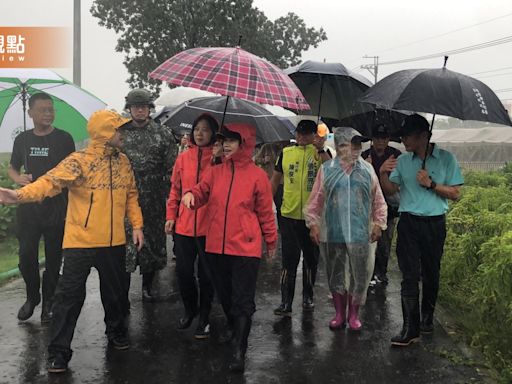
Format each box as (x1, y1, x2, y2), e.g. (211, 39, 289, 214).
(380, 114, 463, 347)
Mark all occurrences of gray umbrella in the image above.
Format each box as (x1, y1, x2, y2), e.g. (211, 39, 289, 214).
(285, 60, 373, 121)
(159, 96, 293, 144)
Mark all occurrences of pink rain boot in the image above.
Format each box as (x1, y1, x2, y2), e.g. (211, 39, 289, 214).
(348, 295, 362, 331)
(329, 293, 347, 330)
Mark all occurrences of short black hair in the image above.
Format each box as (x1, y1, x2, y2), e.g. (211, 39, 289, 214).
(28, 92, 53, 109)
(296, 119, 317, 134)
(190, 113, 219, 146)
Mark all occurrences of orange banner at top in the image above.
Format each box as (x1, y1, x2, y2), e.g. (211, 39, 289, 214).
(0, 27, 71, 68)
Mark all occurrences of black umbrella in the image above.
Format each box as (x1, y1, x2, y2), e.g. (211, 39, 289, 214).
(285, 60, 373, 122)
(359, 59, 512, 127)
(159, 96, 294, 144)
(337, 109, 411, 139)
(359, 57, 512, 167)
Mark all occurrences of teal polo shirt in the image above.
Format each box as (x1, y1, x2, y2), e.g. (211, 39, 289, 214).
(389, 144, 464, 216)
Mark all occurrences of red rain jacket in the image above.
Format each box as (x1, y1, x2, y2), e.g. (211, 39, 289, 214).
(166, 145, 214, 237)
(189, 123, 278, 258)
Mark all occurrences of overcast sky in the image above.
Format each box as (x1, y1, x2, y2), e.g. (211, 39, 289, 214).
(2, 0, 512, 111)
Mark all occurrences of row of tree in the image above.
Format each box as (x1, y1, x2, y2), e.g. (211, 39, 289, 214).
(91, 0, 327, 93)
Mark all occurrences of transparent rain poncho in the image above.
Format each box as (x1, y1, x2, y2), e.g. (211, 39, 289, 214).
(304, 127, 388, 305)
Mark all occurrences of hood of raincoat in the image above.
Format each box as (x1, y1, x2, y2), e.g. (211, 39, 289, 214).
(87, 110, 130, 148)
(219, 123, 256, 164)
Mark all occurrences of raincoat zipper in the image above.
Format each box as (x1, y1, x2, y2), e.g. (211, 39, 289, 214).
(193, 148, 203, 237)
(109, 156, 113, 247)
(222, 159, 235, 255)
(84, 192, 94, 228)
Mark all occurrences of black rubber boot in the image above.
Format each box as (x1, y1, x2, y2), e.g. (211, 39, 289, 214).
(420, 311, 434, 334)
(218, 315, 235, 344)
(41, 272, 53, 324)
(302, 267, 316, 311)
(391, 296, 421, 347)
(142, 272, 155, 302)
(228, 316, 252, 373)
(274, 270, 295, 316)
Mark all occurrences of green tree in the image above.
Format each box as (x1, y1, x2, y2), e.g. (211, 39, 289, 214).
(91, 0, 327, 92)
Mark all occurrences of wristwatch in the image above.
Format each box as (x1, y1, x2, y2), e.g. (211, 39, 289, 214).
(428, 180, 437, 190)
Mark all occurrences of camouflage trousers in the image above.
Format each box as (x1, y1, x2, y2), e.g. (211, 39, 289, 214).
(125, 216, 167, 274)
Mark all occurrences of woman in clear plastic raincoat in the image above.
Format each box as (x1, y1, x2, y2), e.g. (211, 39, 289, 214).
(304, 127, 388, 331)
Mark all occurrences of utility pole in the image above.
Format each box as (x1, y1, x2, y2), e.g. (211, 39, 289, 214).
(73, 0, 81, 86)
(361, 55, 379, 84)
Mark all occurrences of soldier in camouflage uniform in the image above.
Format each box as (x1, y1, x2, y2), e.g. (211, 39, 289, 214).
(119, 89, 178, 302)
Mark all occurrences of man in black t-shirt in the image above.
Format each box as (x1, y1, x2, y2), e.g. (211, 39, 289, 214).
(9, 92, 75, 323)
(362, 124, 401, 286)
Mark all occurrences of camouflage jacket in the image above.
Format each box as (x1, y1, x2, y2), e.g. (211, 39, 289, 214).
(119, 119, 177, 195)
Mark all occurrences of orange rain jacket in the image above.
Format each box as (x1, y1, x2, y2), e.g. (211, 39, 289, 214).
(16, 110, 143, 249)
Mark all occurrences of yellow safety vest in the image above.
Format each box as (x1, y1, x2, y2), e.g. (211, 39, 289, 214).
(281, 144, 322, 220)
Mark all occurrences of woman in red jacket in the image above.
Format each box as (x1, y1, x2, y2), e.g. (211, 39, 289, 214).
(165, 113, 219, 339)
(182, 122, 278, 373)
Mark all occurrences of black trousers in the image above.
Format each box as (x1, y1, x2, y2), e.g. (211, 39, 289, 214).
(16, 204, 64, 304)
(396, 213, 446, 314)
(204, 253, 260, 319)
(373, 216, 397, 279)
(48, 246, 127, 359)
(173, 234, 214, 318)
(279, 217, 319, 294)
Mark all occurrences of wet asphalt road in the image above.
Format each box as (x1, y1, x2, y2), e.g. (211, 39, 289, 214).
(0, 238, 486, 384)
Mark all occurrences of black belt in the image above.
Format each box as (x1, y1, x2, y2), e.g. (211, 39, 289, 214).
(401, 212, 445, 222)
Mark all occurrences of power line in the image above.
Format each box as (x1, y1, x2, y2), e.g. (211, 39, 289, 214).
(369, 11, 512, 56)
(379, 35, 512, 66)
(477, 71, 512, 79)
(469, 66, 512, 75)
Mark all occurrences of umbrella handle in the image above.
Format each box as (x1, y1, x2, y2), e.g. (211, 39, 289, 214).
(316, 76, 324, 124)
(220, 95, 230, 128)
(422, 113, 436, 169)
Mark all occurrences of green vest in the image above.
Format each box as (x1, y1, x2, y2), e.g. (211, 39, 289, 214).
(281, 144, 322, 220)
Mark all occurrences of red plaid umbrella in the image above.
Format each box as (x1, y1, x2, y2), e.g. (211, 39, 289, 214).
(149, 47, 310, 111)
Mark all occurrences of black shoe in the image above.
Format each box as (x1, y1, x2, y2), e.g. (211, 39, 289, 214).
(420, 312, 434, 334)
(142, 287, 154, 302)
(194, 321, 211, 340)
(108, 335, 130, 350)
(47, 354, 68, 373)
(41, 302, 53, 324)
(302, 297, 315, 312)
(17, 298, 40, 321)
(273, 303, 292, 317)
(177, 311, 197, 330)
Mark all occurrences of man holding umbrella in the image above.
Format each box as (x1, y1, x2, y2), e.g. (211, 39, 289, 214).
(379, 114, 463, 346)
(8, 92, 75, 323)
(271, 119, 331, 316)
(119, 89, 178, 301)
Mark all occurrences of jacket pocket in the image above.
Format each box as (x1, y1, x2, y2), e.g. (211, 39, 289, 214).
(240, 213, 256, 243)
(84, 192, 94, 228)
